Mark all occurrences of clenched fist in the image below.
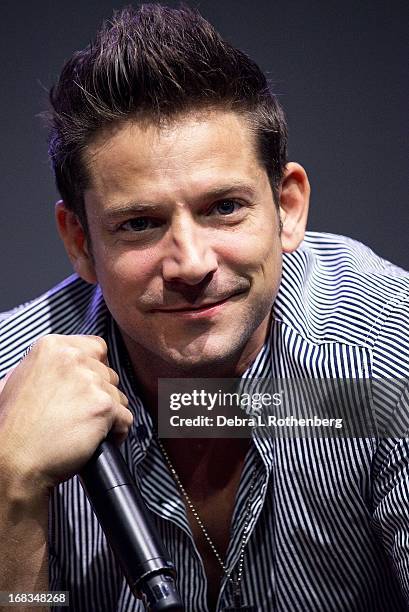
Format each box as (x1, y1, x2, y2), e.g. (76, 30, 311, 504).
(0, 334, 133, 499)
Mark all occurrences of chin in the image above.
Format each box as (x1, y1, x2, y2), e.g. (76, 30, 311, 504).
(163, 346, 225, 368)
(156, 336, 245, 375)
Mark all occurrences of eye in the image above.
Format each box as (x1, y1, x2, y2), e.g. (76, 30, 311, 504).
(120, 217, 159, 232)
(212, 199, 242, 215)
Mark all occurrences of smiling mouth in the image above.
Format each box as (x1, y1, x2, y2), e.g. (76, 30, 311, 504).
(152, 292, 245, 314)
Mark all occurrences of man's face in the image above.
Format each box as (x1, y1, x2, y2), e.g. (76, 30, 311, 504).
(82, 111, 283, 372)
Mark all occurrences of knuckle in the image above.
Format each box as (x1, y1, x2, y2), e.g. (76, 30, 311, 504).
(91, 391, 114, 416)
(35, 336, 80, 368)
(126, 409, 134, 427)
(120, 402, 132, 418)
(119, 391, 129, 406)
(89, 335, 108, 357)
(113, 413, 133, 439)
(37, 335, 79, 360)
(108, 367, 120, 385)
(36, 333, 59, 350)
(120, 407, 133, 431)
(57, 345, 82, 366)
(82, 368, 99, 386)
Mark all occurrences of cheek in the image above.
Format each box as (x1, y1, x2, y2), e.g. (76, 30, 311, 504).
(217, 224, 281, 273)
(94, 247, 160, 297)
(223, 228, 282, 300)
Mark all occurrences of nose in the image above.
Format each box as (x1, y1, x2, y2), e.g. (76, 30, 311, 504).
(162, 215, 218, 285)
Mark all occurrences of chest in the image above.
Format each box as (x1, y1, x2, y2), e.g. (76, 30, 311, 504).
(184, 470, 244, 610)
(157, 438, 252, 608)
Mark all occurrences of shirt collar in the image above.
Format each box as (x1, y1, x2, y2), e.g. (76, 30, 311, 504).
(106, 317, 154, 454)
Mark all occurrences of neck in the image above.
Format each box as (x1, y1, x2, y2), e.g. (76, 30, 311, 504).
(158, 436, 251, 501)
(119, 314, 271, 410)
(115, 328, 261, 501)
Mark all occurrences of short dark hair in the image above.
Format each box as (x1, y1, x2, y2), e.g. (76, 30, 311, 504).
(47, 4, 288, 231)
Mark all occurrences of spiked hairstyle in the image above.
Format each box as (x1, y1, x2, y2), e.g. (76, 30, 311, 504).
(47, 4, 288, 232)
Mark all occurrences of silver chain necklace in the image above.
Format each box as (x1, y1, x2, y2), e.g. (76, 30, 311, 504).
(156, 437, 257, 611)
(119, 349, 256, 609)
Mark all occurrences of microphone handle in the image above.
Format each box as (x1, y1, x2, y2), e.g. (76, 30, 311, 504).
(79, 439, 184, 611)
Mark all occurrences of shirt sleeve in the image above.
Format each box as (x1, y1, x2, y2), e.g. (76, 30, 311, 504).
(371, 296, 409, 603)
(48, 491, 64, 592)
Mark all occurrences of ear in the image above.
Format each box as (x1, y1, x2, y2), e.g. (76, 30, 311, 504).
(278, 162, 310, 253)
(55, 201, 97, 284)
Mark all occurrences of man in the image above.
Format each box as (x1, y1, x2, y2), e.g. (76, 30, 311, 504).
(0, 4, 408, 612)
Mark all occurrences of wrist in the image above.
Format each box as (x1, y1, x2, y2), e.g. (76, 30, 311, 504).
(0, 459, 50, 513)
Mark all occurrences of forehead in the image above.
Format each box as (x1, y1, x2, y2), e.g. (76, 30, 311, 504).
(84, 110, 268, 203)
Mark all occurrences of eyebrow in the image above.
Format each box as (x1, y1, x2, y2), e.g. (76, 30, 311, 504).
(102, 182, 257, 222)
(103, 203, 162, 223)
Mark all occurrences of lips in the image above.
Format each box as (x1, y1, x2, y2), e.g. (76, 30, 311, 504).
(151, 291, 245, 314)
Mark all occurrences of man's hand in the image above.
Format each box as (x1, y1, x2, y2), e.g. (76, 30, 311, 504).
(0, 334, 133, 499)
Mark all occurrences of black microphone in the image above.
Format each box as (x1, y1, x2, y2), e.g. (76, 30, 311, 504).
(79, 439, 184, 611)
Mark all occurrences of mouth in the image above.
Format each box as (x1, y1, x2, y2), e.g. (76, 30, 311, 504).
(152, 292, 245, 318)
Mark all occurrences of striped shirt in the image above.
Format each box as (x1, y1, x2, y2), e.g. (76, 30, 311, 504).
(1, 232, 408, 611)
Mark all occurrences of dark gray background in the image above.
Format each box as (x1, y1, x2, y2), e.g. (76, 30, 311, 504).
(1, 0, 408, 311)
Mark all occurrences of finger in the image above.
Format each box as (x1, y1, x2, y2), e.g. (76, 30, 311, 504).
(105, 366, 120, 387)
(110, 405, 134, 446)
(87, 360, 120, 387)
(117, 388, 130, 408)
(111, 430, 130, 447)
(53, 334, 109, 361)
(32, 335, 109, 369)
(100, 379, 129, 408)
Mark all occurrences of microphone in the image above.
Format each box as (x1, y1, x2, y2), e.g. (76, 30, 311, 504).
(79, 439, 184, 611)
